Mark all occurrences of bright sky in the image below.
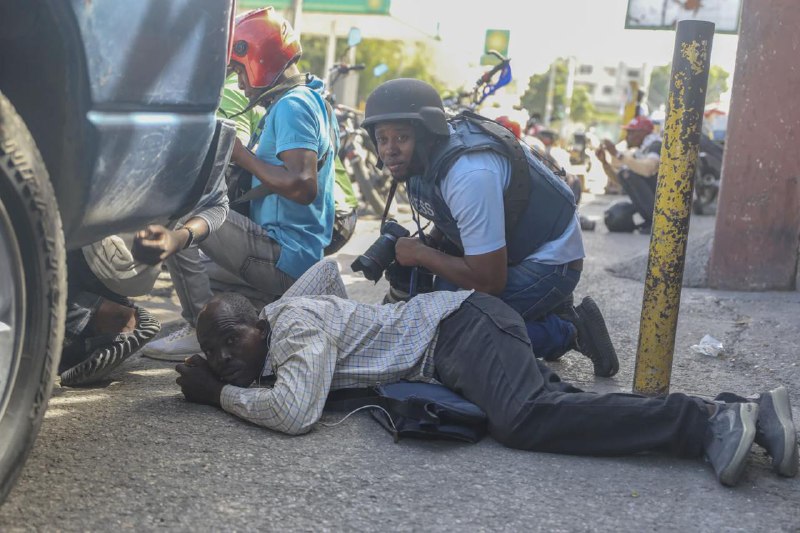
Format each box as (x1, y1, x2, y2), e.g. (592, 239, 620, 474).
(388, 0, 740, 84)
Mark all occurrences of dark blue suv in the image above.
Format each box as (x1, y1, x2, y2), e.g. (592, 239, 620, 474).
(0, 0, 236, 502)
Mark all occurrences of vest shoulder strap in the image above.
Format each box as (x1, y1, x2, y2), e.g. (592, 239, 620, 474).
(453, 111, 531, 235)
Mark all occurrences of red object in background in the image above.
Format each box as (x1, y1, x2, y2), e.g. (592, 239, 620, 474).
(621, 116, 654, 133)
(495, 115, 521, 139)
(230, 7, 302, 89)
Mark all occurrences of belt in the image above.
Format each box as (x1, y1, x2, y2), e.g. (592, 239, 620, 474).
(567, 258, 584, 272)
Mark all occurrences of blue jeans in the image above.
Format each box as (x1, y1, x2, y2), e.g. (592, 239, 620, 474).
(433, 259, 580, 359)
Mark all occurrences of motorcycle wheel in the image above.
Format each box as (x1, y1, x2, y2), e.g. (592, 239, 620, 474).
(0, 91, 67, 504)
(692, 167, 719, 215)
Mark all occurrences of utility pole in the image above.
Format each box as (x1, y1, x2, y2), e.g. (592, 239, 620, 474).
(708, 0, 800, 290)
(544, 60, 556, 126)
(633, 20, 714, 396)
(289, 0, 303, 39)
(560, 56, 575, 139)
(323, 19, 337, 87)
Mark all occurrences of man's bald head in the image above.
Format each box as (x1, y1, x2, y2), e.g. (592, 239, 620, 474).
(196, 293, 269, 388)
(200, 293, 259, 328)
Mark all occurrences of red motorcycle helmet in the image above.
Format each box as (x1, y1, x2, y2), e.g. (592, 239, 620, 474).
(230, 7, 302, 89)
(495, 115, 521, 139)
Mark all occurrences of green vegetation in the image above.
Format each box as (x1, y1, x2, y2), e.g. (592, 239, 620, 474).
(297, 35, 444, 107)
(648, 63, 730, 109)
(519, 60, 596, 123)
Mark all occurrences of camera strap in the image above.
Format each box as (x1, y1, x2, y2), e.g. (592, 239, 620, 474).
(380, 179, 399, 228)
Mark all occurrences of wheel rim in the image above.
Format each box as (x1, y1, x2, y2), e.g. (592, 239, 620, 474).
(0, 198, 25, 419)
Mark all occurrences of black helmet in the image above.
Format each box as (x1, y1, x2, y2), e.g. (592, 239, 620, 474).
(604, 200, 638, 232)
(362, 78, 449, 137)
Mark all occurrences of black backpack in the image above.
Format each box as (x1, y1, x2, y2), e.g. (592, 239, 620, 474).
(604, 200, 638, 232)
(325, 381, 488, 444)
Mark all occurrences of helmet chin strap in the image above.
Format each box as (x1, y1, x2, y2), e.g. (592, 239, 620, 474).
(228, 73, 313, 119)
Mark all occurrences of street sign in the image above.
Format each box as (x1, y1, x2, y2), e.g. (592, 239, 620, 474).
(625, 0, 741, 34)
(237, 0, 391, 15)
(481, 29, 509, 66)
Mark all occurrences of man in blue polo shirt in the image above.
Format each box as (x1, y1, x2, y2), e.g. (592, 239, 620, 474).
(141, 7, 337, 358)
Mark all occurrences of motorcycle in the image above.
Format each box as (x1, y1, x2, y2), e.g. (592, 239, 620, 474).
(334, 103, 406, 215)
(443, 50, 513, 116)
(325, 54, 407, 215)
(692, 135, 724, 215)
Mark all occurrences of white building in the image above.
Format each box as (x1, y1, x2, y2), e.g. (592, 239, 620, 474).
(573, 61, 653, 114)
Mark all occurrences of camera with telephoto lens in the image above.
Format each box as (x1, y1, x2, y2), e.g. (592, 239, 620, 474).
(350, 220, 410, 282)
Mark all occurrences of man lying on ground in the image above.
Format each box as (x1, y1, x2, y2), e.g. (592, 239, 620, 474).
(175, 260, 799, 487)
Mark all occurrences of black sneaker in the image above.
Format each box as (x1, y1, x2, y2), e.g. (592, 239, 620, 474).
(562, 297, 619, 377)
(704, 402, 759, 487)
(750, 386, 799, 477)
(60, 306, 161, 387)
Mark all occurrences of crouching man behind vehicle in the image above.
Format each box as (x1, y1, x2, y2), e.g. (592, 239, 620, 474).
(141, 7, 339, 360)
(359, 79, 618, 376)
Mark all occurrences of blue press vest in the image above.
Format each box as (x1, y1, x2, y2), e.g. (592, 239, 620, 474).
(408, 119, 577, 264)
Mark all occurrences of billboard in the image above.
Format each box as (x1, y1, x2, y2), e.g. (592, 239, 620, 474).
(625, 0, 742, 33)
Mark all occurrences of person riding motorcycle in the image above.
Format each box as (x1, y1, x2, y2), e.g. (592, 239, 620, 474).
(360, 79, 618, 376)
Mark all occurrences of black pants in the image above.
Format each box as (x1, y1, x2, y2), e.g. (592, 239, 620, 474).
(618, 169, 657, 226)
(433, 293, 710, 457)
(63, 250, 133, 369)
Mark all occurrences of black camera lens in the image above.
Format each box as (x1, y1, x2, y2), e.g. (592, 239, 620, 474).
(351, 220, 410, 282)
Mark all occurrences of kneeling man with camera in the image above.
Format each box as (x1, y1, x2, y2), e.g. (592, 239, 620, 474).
(176, 260, 799, 487)
(356, 79, 617, 376)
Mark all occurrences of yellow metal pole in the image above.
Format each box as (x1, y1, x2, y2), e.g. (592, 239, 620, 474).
(633, 20, 715, 396)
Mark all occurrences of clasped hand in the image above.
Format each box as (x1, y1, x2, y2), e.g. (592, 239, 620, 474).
(175, 354, 224, 407)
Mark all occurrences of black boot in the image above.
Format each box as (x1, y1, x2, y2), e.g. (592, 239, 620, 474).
(560, 296, 619, 377)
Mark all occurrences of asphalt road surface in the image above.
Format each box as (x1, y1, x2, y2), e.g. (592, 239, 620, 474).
(2, 194, 800, 531)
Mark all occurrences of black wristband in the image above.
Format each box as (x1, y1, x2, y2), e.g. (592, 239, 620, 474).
(182, 226, 196, 249)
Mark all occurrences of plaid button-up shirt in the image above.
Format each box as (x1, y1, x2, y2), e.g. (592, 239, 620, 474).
(220, 260, 472, 435)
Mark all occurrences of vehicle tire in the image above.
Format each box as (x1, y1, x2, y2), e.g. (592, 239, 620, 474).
(0, 91, 66, 504)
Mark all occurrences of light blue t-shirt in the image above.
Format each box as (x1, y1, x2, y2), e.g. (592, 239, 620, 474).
(251, 77, 337, 280)
(440, 150, 584, 265)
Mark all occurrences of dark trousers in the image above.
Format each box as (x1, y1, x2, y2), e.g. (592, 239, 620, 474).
(618, 169, 657, 226)
(433, 293, 710, 457)
(63, 250, 132, 369)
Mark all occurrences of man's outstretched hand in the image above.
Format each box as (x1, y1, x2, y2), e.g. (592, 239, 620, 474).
(176, 354, 224, 407)
(132, 224, 187, 265)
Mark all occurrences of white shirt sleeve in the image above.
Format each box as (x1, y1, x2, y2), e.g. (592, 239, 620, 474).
(440, 151, 510, 256)
(220, 315, 336, 435)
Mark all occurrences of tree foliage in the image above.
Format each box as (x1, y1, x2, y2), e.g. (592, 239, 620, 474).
(352, 39, 445, 104)
(519, 60, 595, 123)
(569, 85, 595, 123)
(297, 35, 444, 106)
(706, 65, 730, 104)
(648, 63, 730, 109)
